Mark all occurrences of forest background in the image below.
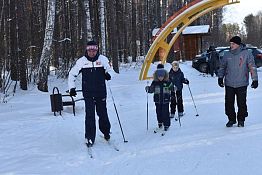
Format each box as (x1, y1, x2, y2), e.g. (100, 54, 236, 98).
(0, 0, 262, 95)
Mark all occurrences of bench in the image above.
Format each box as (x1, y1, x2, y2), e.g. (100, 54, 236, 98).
(50, 87, 83, 116)
(62, 94, 76, 116)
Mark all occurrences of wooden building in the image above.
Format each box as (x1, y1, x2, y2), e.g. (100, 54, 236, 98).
(152, 25, 210, 62)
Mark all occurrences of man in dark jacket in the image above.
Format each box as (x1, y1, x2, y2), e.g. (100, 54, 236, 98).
(217, 36, 258, 127)
(207, 46, 219, 77)
(68, 41, 112, 147)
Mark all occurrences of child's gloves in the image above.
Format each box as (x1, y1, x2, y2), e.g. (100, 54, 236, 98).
(169, 85, 177, 92)
(183, 79, 189, 84)
(145, 86, 150, 92)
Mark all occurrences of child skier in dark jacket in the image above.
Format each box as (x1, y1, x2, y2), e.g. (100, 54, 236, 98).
(169, 61, 189, 119)
(145, 64, 174, 131)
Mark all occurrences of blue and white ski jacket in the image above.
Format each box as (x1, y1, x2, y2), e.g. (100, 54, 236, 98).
(68, 54, 111, 98)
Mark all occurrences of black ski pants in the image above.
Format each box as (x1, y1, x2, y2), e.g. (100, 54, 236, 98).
(155, 103, 170, 127)
(225, 86, 248, 122)
(170, 90, 184, 114)
(84, 97, 111, 143)
(208, 61, 217, 77)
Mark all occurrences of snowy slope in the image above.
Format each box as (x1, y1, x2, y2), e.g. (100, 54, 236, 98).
(0, 62, 262, 175)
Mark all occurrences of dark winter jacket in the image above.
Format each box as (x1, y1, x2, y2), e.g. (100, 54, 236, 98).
(208, 50, 219, 68)
(68, 54, 111, 98)
(169, 68, 186, 91)
(218, 44, 258, 88)
(148, 69, 173, 104)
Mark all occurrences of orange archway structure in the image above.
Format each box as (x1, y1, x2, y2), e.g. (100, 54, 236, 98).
(139, 0, 240, 80)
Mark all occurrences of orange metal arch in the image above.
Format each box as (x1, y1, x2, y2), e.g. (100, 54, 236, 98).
(139, 0, 240, 80)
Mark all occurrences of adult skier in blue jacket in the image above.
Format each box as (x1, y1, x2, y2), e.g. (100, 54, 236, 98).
(68, 41, 112, 147)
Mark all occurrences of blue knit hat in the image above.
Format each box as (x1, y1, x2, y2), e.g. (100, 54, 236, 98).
(156, 69, 165, 77)
(157, 64, 164, 69)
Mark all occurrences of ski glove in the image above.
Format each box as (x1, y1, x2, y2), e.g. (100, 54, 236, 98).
(169, 85, 177, 92)
(218, 78, 224, 87)
(183, 79, 189, 85)
(145, 86, 153, 93)
(105, 72, 111, 80)
(69, 88, 77, 97)
(251, 80, 258, 89)
(145, 86, 150, 92)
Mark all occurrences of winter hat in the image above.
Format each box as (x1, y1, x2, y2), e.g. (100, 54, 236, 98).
(157, 64, 164, 69)
(171, 61, 179, 67)
(86, 41, 98, 51)
(209, 45, 216, 51)
(155, 69, 166, 77)
(229, 36, 241, 45)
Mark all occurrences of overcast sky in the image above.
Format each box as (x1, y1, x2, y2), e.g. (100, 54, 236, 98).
(223, 0, 262, 27)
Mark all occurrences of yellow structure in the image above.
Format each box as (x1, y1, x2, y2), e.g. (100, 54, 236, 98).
(139, 0, 240, 80)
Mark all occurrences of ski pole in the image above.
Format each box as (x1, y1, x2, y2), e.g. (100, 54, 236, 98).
(173, 91, 182, 127)
(178, 114, 181, 127)
(187, 84, 199, 117)
(108, 83, 128, 143)
(146, 81, 149, 130)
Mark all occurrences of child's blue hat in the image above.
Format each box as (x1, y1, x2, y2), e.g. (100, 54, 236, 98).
(156, 69, 165, 77)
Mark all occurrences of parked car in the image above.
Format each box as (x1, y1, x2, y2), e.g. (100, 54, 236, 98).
(192, 46, 262, 73)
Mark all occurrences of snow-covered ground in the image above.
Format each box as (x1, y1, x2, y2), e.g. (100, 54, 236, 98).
(1, 62, 262, 175)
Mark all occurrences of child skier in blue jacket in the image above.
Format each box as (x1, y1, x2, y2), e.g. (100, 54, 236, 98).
(169, 61, 189, 119)
(145, 64, 174, 132)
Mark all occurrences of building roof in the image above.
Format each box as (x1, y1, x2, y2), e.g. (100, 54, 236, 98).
(182, 25, 210, 35)
(152, 25, 210, 36)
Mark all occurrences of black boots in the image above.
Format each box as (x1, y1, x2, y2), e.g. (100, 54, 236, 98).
(226, 121, 236, 127)
(104, 133, 110, 141)
(226, 120, 244, 127)
(237, 121, 244, 127)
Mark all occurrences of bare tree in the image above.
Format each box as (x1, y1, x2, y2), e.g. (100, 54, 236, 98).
(37, 0, 56, 92)
(0, 0, 4, 89)
(221, 23, 241, 42)
(84, 0, 92, 41)
(9, 0, 19, 82)
(99, 0, 106, 55)
(17, 0, 29, 90)
(131, 0, 137, 62)
(123, 0, 131, 63)
(106, 0, 119, 73)
(244, 13, 262, 47)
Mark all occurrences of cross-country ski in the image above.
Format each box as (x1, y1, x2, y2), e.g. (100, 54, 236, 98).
(86, 144, 94, 159)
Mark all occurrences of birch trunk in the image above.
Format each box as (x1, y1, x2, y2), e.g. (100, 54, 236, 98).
(0, 0, 4, 89)
(37, 0, 56, 92)
(84, 0, 92, 41)
(99, 0, 106, 55)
